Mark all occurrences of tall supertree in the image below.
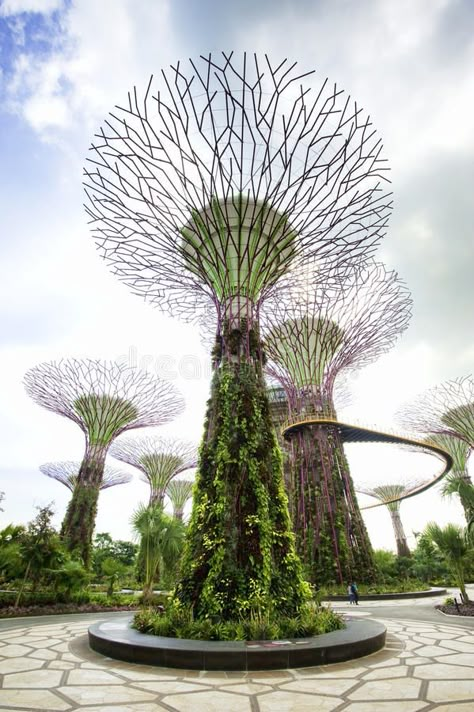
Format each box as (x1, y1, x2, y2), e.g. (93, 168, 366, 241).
(25, 359, 184, 567)
(399, 377, 474, 524)
(83, 53, 392, 620)
(40, 461, 132, 491)
(261, 260, 412, 584)
(166, 478, 195, 521)
(356, 482, 423, 557)
(110, 437, 197, 506)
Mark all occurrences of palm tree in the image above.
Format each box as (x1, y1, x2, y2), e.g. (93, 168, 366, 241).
(131, 503, 185, 602)
(424, 522, 471, 603)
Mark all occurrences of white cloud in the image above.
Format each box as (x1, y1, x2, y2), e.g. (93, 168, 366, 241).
(0, 0, 63, 15)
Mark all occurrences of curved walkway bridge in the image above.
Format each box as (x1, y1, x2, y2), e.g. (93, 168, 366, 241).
(281, 415, 453, 509)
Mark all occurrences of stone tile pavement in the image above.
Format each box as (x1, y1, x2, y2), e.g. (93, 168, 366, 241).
(0, 603, 473, 711)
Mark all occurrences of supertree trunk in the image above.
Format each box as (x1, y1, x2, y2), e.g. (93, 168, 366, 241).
(175, 322, 309, 620)
(61, 442, 107, 567)
(292, 424, 376, 585)
(389, 509, 411, 558)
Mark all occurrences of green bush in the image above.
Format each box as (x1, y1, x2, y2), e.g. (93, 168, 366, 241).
(133, 601, 344, 641)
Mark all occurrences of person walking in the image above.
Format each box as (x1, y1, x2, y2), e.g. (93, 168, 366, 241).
(348, 584, 355, 604)
(350, 582, 359, 605)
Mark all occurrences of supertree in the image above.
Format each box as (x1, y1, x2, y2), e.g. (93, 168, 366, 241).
(261, 260, 412, 584)
(399, 376, 474, 524)
(40, 461, 132, 491)
(110, 436, 197, 506)
(166, 478, 195, 521)
(356, 481, 423, 557)
(24, 359, 184, 567)
(83, 53, 392, 620)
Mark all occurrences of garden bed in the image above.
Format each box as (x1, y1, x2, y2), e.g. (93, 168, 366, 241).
(0, 602, 140, 618)
(436, 601, 474, 617)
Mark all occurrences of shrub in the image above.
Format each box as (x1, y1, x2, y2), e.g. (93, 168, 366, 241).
(133, 601, 344, 641)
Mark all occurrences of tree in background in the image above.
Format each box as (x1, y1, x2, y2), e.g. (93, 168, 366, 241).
(15, 504, 64, 606)
(92, 532, 138, 578)
(131, 503, 185, 602)
(0, 524, 25, 583)
(25, 359, 183, 567)
(424, 522, 471, 603)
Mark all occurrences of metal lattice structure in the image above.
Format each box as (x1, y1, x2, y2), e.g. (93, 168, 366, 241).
(110, 436, 197, 506)
(357, 482, 424, 557)
(24, 359, 184, 566)
(398, 376, 474, 445)
(40, 461, 132, 491)
(84, 52, 392, 330)
(259, 261, 411, 584)
(166, 478, 195, 521)
(263, 260, 412, 413)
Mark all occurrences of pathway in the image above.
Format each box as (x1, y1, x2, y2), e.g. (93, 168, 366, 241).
(0, 590, 472, 711)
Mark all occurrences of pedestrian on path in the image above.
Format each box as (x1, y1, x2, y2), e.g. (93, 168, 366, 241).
(350, 582, 359, 605)
(348, 584, 355, 604)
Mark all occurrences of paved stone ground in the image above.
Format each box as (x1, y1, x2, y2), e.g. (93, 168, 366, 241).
(0, 591, 473, 711)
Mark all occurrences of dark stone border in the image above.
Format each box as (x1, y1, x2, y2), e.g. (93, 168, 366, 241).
(325, 587, 446, 602)
(88, 616, 386, 671)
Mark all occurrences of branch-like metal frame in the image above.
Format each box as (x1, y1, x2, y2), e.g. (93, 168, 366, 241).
(110, 436, 197, 504)
(40, 461, 132, 491)
(24, 359, 184, 445)
(84, 52, 392, 322)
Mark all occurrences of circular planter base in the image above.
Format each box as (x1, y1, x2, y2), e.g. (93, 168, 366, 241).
(88, 616, 386, 671)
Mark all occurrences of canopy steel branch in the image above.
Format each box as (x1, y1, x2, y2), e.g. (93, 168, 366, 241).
(40, 461, 132, 491)
(262, 260, 412, 411)
(84, 52, 392, 325)
(110, 436, 197, 506)
(357, 482, 424, 558)
(166, 478, 195, 521)
(398, 376, 474, 445)
(25, 359, 184, 567)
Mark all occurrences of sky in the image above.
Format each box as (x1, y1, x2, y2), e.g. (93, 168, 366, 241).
(0, 0, 473, 553)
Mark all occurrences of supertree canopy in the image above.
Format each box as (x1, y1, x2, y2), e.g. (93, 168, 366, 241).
(261, 261, 411, 584)
(166, 478, 195, 521)
(25, 359, 184, 567)
(110, 436, 197, 506)
(40, 461, 132, 491)
(399, 377, 474, 524)
(356, 482, 423, 558)
(399, 376, 474, 444)
(83, 53, 393, 620)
